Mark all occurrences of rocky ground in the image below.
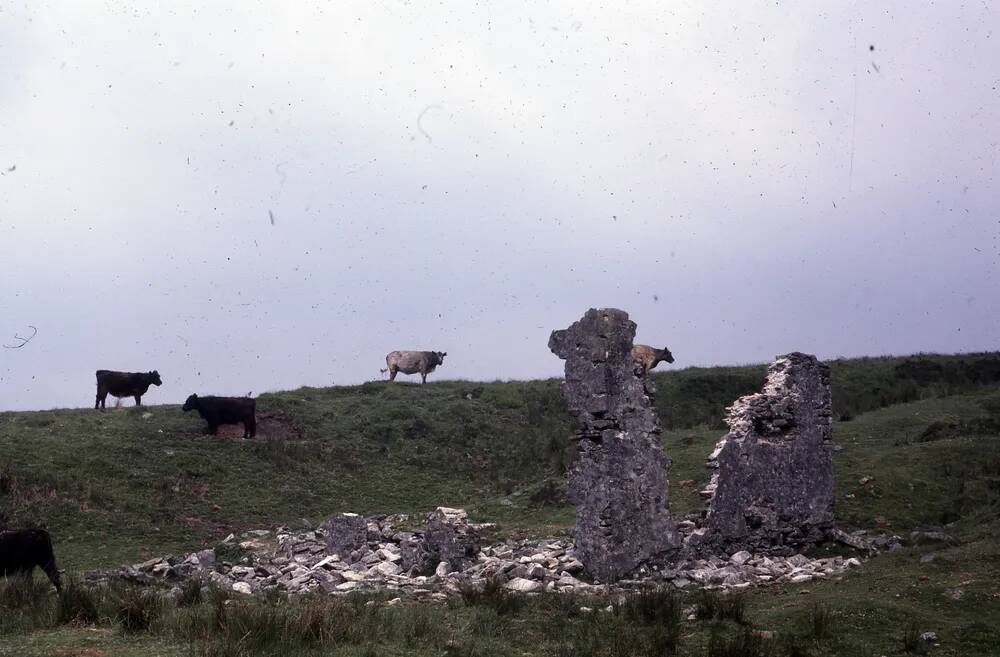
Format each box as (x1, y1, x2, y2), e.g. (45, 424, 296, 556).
(85, 510, 894, 601)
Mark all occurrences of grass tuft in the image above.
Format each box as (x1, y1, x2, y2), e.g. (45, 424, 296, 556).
(459, 577, 523, 616)
(697, 591, 747, 625)
(810, 603, 834, 640)
(55, 578, 101, 625)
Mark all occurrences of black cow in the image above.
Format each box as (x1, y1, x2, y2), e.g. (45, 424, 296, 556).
(0, 528, 62, 591)
(182, 394, 256, 438)
(95, 370, 162, 409)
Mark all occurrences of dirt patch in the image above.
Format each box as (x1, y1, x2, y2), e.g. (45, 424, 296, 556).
(213, 413, 301, 440)
(50, 649, 109, 657)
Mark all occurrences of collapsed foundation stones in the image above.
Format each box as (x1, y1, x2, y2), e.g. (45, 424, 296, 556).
(695, 352, 835, 552)
(84, 519, 872, 599)
(549, 308, 680, 582)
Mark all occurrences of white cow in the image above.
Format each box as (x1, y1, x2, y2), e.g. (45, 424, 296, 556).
(382, 350, 447, 384)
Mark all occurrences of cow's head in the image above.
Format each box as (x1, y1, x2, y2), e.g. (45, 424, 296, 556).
(182, 394, 198, 412)
(435, 351, 447, 365)
(659, 347, 675, 364)
(149, 370, 163, 386)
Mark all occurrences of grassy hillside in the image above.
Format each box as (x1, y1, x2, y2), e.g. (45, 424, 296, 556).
(2, 352, 999, 570)
(1, 352, 999, 656)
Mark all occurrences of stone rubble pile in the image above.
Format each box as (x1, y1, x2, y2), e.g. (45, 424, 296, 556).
(85, 508, 870, 599)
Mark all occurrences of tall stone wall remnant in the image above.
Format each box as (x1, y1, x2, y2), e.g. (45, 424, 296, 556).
(549, 308, 680, 582)
(697, 352, 835, 552)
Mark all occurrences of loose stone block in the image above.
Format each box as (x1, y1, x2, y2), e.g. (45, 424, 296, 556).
(323, 513, 368, 559)
(425, 507, 481, 569)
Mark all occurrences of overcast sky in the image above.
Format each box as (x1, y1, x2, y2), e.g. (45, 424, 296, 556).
(1, 2, 997, 411)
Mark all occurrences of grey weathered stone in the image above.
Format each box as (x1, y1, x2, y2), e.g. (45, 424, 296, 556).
(699, 353, 835, 551)
(323, 513, 368, 558)
(549, 308, 680, 582)
(396, 531, 433, 574)
(232, 581, 252, 594)
(505, 577, 543, 592)
(425, 507, 481, 569)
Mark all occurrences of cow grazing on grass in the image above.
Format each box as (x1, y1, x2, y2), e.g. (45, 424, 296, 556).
(381, 350, 447, 384)
(182, 394, 256, 438)
(0, 528, 62, 591)
(95, 370, 162, 409)
(631, 345, 674, 376)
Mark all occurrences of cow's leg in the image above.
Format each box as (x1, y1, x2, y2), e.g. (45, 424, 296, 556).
(245, 417, 256, 439)
(40, 558, 62, 592)
(96, 385, 107, 410)
(421, 371, 427, 384)
(389, 366, 398, 382)
(207, 423, 218, 435)
(134, 395, 142, 406)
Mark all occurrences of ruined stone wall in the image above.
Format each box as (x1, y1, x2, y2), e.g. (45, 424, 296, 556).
(549, 308, 680, 581)
(696, 352, 835, 552)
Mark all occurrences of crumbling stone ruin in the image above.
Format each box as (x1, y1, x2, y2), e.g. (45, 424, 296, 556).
(85, 511, 866, 598)
(549, 308, 680, 582)
(323, 506, 480, 576)
(694, 352, 835, 552)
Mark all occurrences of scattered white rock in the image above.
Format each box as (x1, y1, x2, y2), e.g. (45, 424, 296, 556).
(505, 578, 543, 593)
(729, 551, 752, 566)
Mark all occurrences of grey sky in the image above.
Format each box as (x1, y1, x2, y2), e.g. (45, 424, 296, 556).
(1, 2, 997, 411)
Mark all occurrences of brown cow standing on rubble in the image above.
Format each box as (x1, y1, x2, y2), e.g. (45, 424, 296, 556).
(631, 345, 674, 376)
(381, 351, 447, 384)
(95, 370, 162, 409)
